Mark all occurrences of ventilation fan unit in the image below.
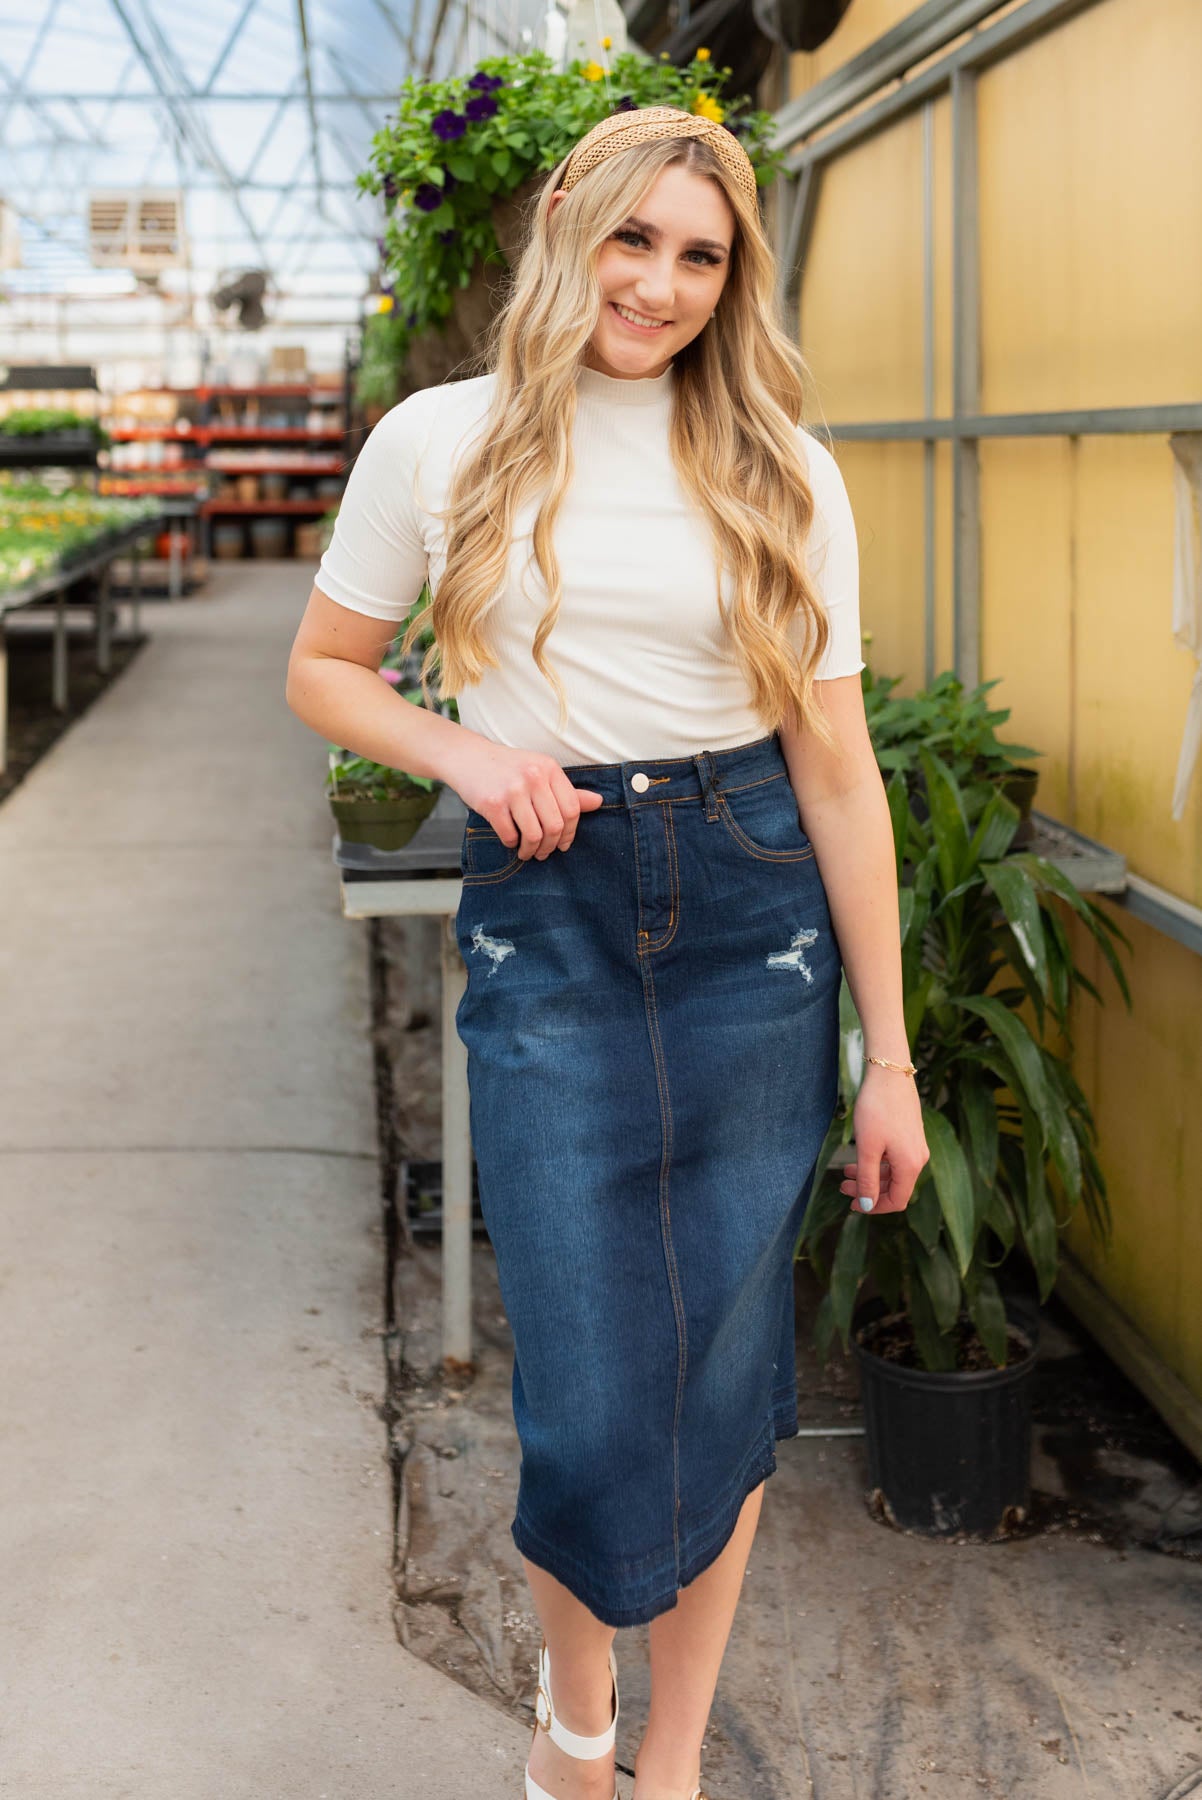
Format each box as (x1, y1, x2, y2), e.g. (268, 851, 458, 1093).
(210, 268, 270, 332)
(0, 199, 21, 271)
(88, 189, 185, 273)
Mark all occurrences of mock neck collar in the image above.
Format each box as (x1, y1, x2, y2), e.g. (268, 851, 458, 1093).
(575, 360, 675, 407)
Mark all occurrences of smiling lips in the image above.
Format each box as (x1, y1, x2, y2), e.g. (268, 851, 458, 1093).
(611, 300, 669, 331)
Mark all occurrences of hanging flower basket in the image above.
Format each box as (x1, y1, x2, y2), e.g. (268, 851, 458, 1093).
(357, 48, 785, 402)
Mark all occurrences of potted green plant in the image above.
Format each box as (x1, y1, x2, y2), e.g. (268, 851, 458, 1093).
(798, 741, 1132, 1537)
(326, 587, 456, 850)
(358, 46, 785, 395)
(326, 747, 441, 850)
(863, 663, 1043, 844)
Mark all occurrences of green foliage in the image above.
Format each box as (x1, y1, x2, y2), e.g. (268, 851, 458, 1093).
(798, 668, 1132, 1373)
(325, 746, 435, 799)
(862, 665, 1040, 789)
(0, 483, 159, 593)
(0, 408, 107, 441)
(354, 309, 410, 413)
(359, 47, 784, 357)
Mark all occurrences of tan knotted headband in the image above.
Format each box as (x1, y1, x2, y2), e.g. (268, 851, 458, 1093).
(558, 104, 759, 210)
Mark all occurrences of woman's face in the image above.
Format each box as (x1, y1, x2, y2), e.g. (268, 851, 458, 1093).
(551, 162, 735, 380)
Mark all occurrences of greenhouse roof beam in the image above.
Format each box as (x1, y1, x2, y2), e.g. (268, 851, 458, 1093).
(0, 63, 90, 153)
(201, 0, 262, 96)
(241, 83, 305, 186)
(294, 0, 328, 221)
(368, 0, 414, 60)
(422, 0, 456, 79)
(12, 92, 401, 104)
(0, 0, 62, 145)
(326, 47, 392, 130)
(106, 0, 271, 267)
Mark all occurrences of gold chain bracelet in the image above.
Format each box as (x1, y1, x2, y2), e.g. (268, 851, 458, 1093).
(865, 1054, 918, 1076)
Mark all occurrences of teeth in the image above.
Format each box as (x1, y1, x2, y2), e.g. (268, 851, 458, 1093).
(613, 302, 666, 329)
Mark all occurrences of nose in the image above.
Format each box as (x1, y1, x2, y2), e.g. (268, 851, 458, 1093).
(633, 252, 675, 315)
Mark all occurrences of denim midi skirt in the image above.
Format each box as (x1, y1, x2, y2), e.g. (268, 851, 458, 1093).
(453, 729, 841, 1628)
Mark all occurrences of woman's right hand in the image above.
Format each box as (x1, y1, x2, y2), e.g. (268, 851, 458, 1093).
(445, 737, 605, 861)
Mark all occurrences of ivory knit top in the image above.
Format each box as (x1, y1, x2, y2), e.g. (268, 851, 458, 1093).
(314, 361, 864, 766)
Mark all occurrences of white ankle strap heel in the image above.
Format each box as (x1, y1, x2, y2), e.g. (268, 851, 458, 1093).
(524, 1636, 620, 1800)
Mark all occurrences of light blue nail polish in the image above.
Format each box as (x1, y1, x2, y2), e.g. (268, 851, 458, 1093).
(857, 1195, 875, 1212)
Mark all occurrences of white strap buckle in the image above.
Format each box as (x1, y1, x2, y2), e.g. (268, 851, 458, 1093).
(535, 1639, 619, 1759)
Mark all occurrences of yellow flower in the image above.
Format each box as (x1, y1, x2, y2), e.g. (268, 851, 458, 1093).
(695, 45, 711, 60)
(600, 34, 611, 48)
(692, 93, 724, 123)
(378, 294, 395, 313)
(581, 59, 605, 80)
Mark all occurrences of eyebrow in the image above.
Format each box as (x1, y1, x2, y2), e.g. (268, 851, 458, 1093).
(620, 214, 731, 255)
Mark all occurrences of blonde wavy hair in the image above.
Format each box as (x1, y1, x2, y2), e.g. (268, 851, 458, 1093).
(401, 119, 839, 751)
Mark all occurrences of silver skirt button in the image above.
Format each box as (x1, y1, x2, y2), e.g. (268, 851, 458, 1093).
(630, 771, 650, 793)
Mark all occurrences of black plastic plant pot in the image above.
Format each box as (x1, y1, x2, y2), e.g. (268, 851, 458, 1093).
(329, 788, 439, 850)
(851, 1302, 1038, 1538)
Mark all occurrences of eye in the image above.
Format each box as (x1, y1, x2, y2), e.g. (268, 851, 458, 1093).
(611, 228, 723, 268)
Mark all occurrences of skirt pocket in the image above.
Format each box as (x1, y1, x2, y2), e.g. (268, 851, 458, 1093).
(715, 770, 814, 863)
(462, 820, 526, 885)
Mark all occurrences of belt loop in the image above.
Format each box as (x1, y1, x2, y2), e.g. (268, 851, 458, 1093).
(693, 749, 721, 820)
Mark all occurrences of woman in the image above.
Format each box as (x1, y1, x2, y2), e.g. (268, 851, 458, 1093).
(287, 104, 928, 1800)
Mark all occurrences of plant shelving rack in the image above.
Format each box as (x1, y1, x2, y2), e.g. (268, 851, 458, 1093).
(195, 372, 347, 559)
(0, 366, 102, 478)
(103, 365, 349, 565)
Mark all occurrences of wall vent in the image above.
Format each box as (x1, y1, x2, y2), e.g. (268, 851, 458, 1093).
(88, 190, 185, 272)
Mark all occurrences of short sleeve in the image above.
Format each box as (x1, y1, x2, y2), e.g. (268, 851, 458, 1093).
(789, 429, 865, 680)
(313, 389, 436, 621)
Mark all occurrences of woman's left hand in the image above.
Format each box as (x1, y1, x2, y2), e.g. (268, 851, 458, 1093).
(840, 1066, 930, 1215)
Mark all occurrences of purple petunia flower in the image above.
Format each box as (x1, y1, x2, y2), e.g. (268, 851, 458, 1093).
(465, 92, 498, 121)
(412, 182, 444, 211)
(405, 309, 418, 326)
(614, 95, 637, 111)
(467, 70, 504, 91)
(382, 173, 398, 199)
(432, 108, 467, 141)
(438, 227, 458, 244)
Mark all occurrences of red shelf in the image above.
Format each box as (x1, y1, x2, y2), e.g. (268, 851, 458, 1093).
(104, 460, 207, 474)
(110, 427, 196, 442)
(201, 499, 335, 515)
(197, 384, 312, 399)
(197, 427, 344, 443)
(204, 457, 344, 475)
(100, 482, 206, 497)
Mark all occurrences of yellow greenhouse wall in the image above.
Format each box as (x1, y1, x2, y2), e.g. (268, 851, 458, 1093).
(977, 0, 1202, 416)
(1063, 908, 1202, 1403)
(786, 0, 1033, 93)
(787, 0, 1202, 1424)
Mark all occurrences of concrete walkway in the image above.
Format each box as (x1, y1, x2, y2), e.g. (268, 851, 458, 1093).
(0, 565, 524, 1797)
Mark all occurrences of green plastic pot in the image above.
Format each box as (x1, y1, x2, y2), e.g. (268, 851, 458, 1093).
(328, 785, 440, 850)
